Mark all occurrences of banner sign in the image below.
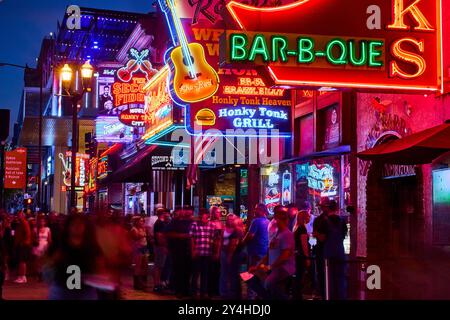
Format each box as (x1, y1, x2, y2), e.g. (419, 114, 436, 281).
(4, 148, 27, 189)
(223, 0, 443, 93)
(95, 116, 134, 143)
(181, 18, 292, 136)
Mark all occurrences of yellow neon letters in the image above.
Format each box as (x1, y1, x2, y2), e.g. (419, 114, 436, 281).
(390, 38, 426, 79)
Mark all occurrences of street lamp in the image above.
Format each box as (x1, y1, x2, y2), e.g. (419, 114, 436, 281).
(60, 61, 94, 213)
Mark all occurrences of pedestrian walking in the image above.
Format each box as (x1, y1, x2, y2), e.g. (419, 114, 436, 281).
(13, 210, 32, 284)
(153, 209, 170, 292)
(45, 214, 101, 300)
(247, 206, 295, 300)
(166, 207, 194, 298)
(190, 211, 215, 298)
(208, 206, 223, 298)
(32, 215, 52, 281)
(293, 210, 311, 300)
(130, 216, 149, 290)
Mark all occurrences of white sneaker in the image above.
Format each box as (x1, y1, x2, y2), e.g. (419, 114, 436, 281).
(14, 276, 27, 284)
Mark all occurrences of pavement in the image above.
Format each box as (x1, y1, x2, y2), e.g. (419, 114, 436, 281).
(2, 270, 178, 300)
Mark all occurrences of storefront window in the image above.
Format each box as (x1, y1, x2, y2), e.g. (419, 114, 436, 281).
(260, 164, 293, 215)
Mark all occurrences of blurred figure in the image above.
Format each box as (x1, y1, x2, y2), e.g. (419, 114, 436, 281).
(293, 210, 311, 300)
(32, 215, 52, 282)
(95, 210, 132, 300)
(130, 216, 149, 290)
(47, 212, 62, 256)
(14, 210, 31, 284)
(287, 205, 299, 232)
(320, 200, 348, 300)
(313, 198, 335, 299)
(190, 211, 215, 298)
(243, 204, 270, 268)
(209, 206, 223, 298)
(166, 207, 194, 298)
(219, 214, 244, 299)
(0, 216, 7, 300)
(1, 214, 13, 281)
(45, 214, 101, 300)
(248, 206, 295, 300)
(152, 209, 170, 293)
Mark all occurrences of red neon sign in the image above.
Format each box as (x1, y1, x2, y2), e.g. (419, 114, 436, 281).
(224, 0, 443, 93)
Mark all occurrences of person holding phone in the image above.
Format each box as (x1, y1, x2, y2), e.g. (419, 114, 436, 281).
(247, 206, 295, 300)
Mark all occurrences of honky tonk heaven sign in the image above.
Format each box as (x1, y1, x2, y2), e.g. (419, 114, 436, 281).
(222, 0, 443, 93)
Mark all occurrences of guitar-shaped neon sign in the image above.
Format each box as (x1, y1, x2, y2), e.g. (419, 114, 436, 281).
(159, 0, 219, 104)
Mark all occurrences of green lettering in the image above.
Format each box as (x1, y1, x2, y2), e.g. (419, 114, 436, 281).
(248, 34, 270, 62)
(326, 39, 347, 65)
(368, 41, 383, 67)
(349, 40, 368, 66)
(230, 34, 248, 61)
(271, 36, 288, 62)
(298, 37, 315, 63)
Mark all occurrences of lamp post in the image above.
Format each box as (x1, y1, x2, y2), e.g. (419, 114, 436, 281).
(60, 61, 94, 213)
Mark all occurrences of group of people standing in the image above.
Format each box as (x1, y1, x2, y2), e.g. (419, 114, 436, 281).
(0, 197, 347, 300)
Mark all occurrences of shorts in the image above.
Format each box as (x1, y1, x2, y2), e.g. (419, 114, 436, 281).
(17, 245, 31, 263)
(154, 246, 167, 269)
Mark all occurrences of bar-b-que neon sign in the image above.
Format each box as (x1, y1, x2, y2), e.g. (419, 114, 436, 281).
(223, 0, 443, 93)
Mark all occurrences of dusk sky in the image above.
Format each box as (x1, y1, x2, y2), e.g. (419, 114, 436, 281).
(0, 0, 154, 139)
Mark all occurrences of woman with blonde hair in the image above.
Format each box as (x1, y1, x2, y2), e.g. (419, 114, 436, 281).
(293, 210, 311, 300)
(130, 216, 148, 290)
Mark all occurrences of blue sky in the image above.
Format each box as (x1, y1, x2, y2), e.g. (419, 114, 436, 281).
(0, 0, 154, 139)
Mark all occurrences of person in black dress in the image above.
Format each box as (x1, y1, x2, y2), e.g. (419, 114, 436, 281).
(293, 210, 311, 300)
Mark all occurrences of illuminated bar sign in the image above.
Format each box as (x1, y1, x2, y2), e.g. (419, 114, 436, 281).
(224, 0, 443, 93)
(112, 48, 158, 111)
(142, 66, 175, 140)
(95, 116, 134, 143)
(180, 19, 292, 136)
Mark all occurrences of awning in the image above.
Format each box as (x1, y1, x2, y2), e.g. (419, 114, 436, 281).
(357, 121, 450, 165)
(102, 145, 157, 183)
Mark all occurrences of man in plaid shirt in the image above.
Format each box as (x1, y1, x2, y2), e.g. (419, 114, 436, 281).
(190, 210, 215, 298)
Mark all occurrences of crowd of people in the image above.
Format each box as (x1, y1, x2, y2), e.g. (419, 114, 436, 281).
(0, 198, 348, 300)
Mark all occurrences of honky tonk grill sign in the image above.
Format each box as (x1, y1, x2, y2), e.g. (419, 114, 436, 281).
(222, 0, 443, 93)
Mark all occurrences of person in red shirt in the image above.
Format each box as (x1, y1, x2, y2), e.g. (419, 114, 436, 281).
(14, 210, 32, 283)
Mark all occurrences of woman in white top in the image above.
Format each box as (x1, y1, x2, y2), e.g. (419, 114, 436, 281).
(32, 215, 51, 281)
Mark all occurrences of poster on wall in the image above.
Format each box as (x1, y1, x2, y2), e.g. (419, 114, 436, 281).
(4, 148, 27, 190)
(97, 67, 117, 114)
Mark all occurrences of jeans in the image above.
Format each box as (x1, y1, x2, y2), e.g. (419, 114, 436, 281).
(191, 256, 210, 296)
(172, 251, 192, 296)
(219, 251, 242, 299)
(208, 258, 220, 296)
(247, 267, 290, 300)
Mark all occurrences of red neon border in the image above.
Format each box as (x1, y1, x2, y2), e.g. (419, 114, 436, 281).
(226, 0, 443, 93)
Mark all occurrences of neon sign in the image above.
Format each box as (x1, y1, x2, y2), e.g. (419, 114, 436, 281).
(229, 33, 384, 68)
(118, 108, 148, 127)
(159, 0, 219, 103)
(307, 164, 337, 197)
(224, 0, 443, 93)
(112, 48, 157, 109)
(95, 116, 134, 143)
(142, 65, 175, 140)
(60, 152, 90, 190)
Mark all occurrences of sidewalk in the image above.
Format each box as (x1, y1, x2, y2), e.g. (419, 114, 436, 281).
(2, 275, 177, 300)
